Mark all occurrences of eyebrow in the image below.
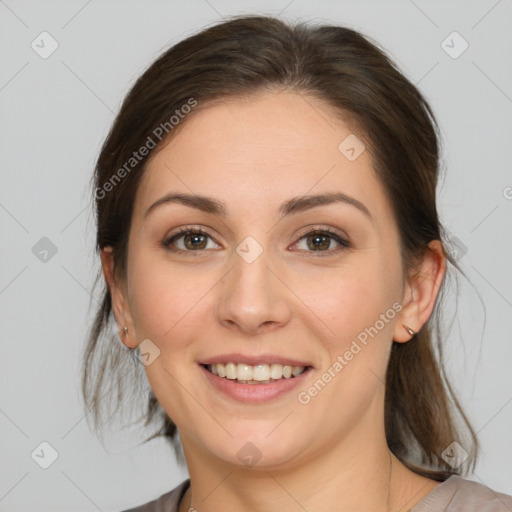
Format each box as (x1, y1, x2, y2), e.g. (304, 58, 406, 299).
(144, 191, 373, 223)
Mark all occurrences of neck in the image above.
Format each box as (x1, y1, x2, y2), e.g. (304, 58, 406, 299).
(179, 426, 400, 512)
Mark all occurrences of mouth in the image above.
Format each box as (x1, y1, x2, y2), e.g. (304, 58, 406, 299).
(199, 354, 314, 403)
(202, 362, 311, 384)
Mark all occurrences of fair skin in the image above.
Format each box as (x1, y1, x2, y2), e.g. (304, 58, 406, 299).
(102, 91, 446, 512)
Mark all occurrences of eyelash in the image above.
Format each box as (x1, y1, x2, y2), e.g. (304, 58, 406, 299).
(162, 226, 351, 256)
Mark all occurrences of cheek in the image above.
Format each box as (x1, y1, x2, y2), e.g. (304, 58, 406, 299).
(293, 265, 400, 422)
(292, 258, 400, 352)
(126, 248, 212, 342)
(293, 258, 402, 418)
(125, 250, 214, 415)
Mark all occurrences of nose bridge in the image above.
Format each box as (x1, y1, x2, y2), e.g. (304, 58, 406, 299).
(215, 235, 291, 333)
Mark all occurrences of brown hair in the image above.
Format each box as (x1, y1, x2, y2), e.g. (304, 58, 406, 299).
(82, 14, 478, 479)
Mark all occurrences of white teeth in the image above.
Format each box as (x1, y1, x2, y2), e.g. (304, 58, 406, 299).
(225, 362, 237, 379)
(270, 363, 282, 379)
(208, 362, 306, 381)
(253, 364, 270, 381)
(292, 366, 304, 377)
(237, 363, 253, 380)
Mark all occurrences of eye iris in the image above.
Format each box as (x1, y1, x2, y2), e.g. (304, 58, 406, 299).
(185, 233, 207, 250)
(307, 233, 330, 251)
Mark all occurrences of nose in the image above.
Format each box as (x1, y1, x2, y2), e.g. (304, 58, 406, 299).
(215, 244, 292, 335)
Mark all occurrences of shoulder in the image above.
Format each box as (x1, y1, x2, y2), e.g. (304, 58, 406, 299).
(412, 475, 512, 512)
(120, 479, 190, 512)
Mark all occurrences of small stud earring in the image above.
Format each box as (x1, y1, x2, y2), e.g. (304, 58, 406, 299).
(402, 323, 416, 337)
(122, 326, 128, 337)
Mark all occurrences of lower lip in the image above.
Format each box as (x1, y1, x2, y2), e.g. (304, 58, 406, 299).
(199, 365, 312, 404)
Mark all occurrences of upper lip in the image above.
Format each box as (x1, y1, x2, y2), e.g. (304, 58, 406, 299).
(200, 353, 313, 368)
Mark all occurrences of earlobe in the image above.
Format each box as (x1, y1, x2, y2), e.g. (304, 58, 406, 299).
(100, 247, 137, 348)
(394, 240, 446, 343)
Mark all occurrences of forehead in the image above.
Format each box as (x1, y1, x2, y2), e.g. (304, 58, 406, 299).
(136, 91, 393, 225)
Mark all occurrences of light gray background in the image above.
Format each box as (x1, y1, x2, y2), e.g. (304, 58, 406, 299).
(1, 1, 511, 510)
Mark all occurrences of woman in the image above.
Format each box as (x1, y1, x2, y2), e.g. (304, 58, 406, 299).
(82, 15, 512, 512)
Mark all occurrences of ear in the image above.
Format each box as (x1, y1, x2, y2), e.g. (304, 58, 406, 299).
(100, 247, 138, 348)
(393, 240, 446, 343)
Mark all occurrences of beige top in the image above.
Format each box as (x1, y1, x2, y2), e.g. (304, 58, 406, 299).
(122, 475, 512, 511)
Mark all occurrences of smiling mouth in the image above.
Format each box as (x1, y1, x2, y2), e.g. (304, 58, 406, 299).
(203, 363, 310, 384)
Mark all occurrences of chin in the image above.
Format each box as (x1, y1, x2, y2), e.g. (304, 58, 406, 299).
(197, 426, 311, 470)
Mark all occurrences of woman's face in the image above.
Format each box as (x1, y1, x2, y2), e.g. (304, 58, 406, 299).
(115, 91, 415, 469)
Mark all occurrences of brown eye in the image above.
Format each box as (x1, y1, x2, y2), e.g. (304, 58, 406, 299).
(293, 229, 351, 254)
(306, 233, 331, 251)
(183, 232, 208, 250)
(163, 228, 220, 252)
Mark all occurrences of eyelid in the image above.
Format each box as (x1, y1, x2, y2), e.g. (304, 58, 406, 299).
(293, 225, 349, 243)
